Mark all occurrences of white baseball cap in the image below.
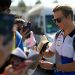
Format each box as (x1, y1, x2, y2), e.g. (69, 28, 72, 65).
(11, 47, 27, 59)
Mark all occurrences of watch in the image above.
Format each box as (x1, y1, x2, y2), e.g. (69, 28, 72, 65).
(51, 63, 56, 70)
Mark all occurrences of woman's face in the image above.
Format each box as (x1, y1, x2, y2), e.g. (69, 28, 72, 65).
(0, 35, 14, 67)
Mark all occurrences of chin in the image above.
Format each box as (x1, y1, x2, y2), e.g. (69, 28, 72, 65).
(59, 27, 63, 30)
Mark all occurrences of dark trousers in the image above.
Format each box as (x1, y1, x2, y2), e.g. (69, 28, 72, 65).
(32, 65, 54, 75)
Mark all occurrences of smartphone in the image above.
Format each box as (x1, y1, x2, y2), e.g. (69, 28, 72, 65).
(40, 42, 49, 54)
(23, 22, 31, 31)
(27, 22, 31, 29)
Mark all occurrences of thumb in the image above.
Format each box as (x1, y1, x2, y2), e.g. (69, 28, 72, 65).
(3, 65, 14, 75)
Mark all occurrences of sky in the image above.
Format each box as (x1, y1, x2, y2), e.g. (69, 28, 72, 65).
(11, 0, 75, 6)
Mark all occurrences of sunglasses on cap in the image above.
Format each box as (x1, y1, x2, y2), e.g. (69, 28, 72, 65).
(52, 16, 65, 23)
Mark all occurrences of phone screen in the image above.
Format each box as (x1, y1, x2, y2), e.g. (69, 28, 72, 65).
(27, 22, 31, 29)
(23, 22, 31, 31)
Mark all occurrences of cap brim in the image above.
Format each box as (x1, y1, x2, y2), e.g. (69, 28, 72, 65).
(11, 47, 27, 59)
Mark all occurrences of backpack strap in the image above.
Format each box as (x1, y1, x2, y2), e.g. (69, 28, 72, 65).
(55, 30, 62, 64)
(55, 30, 62, 40)
(73, 37, 75, 51)
(69, 29, 75, 51)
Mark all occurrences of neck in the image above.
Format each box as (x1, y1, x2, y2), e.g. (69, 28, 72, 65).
(64, 23, 75, 37)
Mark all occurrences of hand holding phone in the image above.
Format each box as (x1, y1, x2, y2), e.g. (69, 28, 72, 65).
(13, 60, 33, 71)
(13, 61, 27, 70)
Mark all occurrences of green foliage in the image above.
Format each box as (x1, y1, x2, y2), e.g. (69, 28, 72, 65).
(35, 0, 41, 5)
(18, 0, 26, 12)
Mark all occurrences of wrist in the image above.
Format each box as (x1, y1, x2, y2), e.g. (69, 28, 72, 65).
(51, 63, 56, 70)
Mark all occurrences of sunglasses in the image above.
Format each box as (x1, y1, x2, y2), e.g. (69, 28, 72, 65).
(52, 16, 65, 23)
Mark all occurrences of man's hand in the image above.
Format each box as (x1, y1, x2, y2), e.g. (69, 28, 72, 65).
(3, 60, 33, 75)
(4, 65, 20, 75)
(39, 60, 53, 70)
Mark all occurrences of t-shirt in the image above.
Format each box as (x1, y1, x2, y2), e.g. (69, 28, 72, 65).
(48, 30, 75, 75)
(16, 31, 24, 51)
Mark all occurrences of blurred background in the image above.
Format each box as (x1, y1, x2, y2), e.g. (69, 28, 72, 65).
(10, 0, 75, 43)
(9, 0, 75, 75)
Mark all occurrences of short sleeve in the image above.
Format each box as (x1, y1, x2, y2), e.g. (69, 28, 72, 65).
(73, 51, 75, 61)
(16, 31, 24, 51)
(73, 37, 75, 61)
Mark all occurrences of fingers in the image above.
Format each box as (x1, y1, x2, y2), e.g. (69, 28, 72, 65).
(24, 60, 33, 65)
(4, 65, 15, 75)
(39, 60, 53, 70)
(4, 64, 25, 75)
(3, 60, 33, 75)
(13, 60, 33, 71)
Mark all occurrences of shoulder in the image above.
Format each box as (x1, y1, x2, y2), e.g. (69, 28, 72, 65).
(73, 36, 75, 51)
(16, 31, 22, 39)
(55, 30, 62, 39)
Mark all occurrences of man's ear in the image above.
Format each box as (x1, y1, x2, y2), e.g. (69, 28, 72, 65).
(67, 15, 72, 20)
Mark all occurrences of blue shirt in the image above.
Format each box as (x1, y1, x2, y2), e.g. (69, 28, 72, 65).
(16, 31, 24, 51)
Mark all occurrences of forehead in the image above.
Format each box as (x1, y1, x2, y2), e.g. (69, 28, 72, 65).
(53, 10, 64, 18)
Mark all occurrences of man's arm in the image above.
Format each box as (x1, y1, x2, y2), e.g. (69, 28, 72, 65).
(40, 61, 75, 72)
(56, 61, 75, 72)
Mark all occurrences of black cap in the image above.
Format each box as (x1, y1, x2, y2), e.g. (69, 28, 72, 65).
(0, 0, 11, 10)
